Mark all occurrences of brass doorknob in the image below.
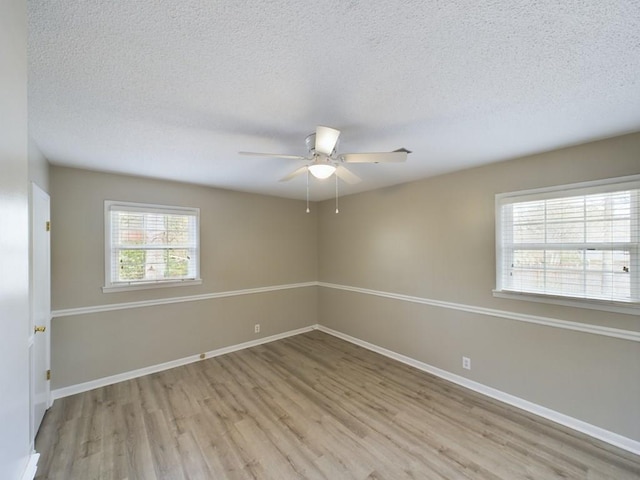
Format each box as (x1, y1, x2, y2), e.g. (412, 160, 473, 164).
(34, 325, 46, 333)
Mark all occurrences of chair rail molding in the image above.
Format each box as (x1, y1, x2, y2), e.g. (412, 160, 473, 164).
(318, 282, 640, 342)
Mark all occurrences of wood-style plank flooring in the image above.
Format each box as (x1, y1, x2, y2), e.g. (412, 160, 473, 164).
(35, 330, 640, 479)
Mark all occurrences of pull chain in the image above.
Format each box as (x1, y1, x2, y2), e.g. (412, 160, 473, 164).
(335, 173, 339, 214)
(306, 169, 310, 213)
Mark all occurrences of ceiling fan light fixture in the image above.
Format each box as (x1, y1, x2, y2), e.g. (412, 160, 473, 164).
(241, 125, 409, 187)
(308, 163, 336, 179)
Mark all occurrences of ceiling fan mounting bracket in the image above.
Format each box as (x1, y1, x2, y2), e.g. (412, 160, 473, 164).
(305, 133, 315, 154)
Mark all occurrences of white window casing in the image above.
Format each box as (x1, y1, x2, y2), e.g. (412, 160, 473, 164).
(495, 175, 640, 315)
(104, 201, 201, 292)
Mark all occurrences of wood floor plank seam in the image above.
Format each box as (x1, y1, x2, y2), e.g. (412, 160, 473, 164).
(35, 330, 640, 479)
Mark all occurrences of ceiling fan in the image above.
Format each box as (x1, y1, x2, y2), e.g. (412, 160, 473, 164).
(240, 125, 410, 184)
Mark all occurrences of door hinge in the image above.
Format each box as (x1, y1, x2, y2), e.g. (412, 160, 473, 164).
(46, 369, 51, 381)
(45, 221, 51, 232)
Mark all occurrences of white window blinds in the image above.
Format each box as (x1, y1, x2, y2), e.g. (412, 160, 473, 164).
(105, 201, 200, 289)
(496, 177, 640, 305)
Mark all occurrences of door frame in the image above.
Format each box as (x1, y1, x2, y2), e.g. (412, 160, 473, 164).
(29, 182, 51, 445)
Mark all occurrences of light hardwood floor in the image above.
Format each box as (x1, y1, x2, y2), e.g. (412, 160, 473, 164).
(35, 330, 640, 479)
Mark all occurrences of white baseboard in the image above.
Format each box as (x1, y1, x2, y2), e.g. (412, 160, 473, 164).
(315, 325, 640, 456)
(21, 453, 39, 480)
(50, 322, 640, 456)
(51, 325, 315, 400)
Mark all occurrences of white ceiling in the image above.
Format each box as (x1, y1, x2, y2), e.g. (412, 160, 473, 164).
(28, 1, 640, 201)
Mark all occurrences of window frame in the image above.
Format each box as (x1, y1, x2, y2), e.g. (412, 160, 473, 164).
(103, 200, 202, 293)
(494, 175, 640, 316)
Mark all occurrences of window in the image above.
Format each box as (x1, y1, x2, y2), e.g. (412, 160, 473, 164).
(104, 201, 201, 292)
(495, 175, 639, 313)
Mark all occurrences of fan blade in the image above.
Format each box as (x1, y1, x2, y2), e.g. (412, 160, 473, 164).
(335, 165, 362, 184)
(339, 151, 408, 163)
(315, 126, 341, 156)
(279, 166, 308, 182)
(239, 151, 307, 160)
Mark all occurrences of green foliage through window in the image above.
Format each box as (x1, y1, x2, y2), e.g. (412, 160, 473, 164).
(107, 202, 199, 287)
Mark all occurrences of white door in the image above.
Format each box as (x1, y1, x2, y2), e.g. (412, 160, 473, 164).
(30, 183, 51, 442)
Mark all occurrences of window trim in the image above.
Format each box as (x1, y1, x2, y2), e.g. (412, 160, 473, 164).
(103, 200, 202, 293)
(494, 174, 640, 315)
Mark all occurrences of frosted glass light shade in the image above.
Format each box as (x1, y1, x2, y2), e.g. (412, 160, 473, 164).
(308, 164, 336, 179)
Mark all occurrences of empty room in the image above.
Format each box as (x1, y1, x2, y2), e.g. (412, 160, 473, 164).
(1, 1, 639, 479)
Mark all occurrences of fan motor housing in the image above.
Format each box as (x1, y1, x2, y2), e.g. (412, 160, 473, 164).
(305, 132, 339, 155)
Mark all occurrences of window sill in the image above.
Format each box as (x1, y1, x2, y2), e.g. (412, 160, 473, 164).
(493, 290, 639, 316)
(103, 279, 202, 293)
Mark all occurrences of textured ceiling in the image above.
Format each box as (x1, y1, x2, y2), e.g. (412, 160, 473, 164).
(28, 1, 640, 200)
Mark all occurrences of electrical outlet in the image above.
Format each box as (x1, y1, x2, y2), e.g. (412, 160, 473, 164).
(462, 356, 471, 370)
(254, 324, 260, 334)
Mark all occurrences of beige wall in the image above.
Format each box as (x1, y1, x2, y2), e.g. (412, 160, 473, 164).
(52, 288, 317, 387)
(50, 134, 640, 444)
(51, 167, 318, 388)
(0, 0, 32, 477)
(318, 132, 640, 441)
